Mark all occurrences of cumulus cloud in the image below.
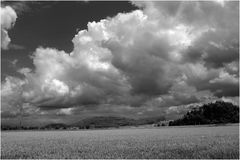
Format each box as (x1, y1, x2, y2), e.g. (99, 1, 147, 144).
(1, 1, 239, 118)
(1, 6, 17, 49)
(1, 76, 26, 117)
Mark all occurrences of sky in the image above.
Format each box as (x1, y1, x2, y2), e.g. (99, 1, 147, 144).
(1, 1, 239, 126)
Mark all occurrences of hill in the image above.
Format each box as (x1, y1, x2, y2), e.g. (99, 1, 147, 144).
(43, 123, 68, 129)
(72, 116, 166, 129)
(169, 101, 239, 126)
(72, 116, 136, 129)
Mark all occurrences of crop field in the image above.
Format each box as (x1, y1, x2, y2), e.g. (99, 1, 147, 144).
(1, 124, 239, 159)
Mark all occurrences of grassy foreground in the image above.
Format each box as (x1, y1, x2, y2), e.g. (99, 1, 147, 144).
(1, 124, 239, 159)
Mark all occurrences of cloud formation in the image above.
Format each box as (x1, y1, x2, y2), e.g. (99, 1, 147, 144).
(1, 1, 239, 118)
(1, 6, 17, 49)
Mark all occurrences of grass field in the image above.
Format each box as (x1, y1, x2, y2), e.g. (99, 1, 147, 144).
(1, 124, 239, 159)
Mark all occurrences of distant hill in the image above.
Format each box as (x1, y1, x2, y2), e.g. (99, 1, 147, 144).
(135, 116, 166, 125)
(169, 101, 239, 126)
(72, 116, 166, 129)
(43, 123, 68, 129)
(72, 116, 136, 129)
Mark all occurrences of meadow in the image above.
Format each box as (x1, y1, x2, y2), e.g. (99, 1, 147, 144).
(1, 124, 239, 159)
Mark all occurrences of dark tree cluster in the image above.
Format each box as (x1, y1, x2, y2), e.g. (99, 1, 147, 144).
(169, 101, 239, 126)
(1, 125, 40, 130)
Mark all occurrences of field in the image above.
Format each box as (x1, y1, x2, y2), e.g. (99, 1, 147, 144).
(1, 124, 239, 159)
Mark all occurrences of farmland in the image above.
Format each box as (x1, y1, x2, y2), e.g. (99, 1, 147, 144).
(1, 124, 239, 159)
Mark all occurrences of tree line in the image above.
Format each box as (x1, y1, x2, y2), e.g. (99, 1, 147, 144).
(1, 116, 166, 130)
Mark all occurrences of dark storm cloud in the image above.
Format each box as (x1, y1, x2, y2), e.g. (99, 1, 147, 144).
(105, 32, 180, 96)
(183, 62, 238, 97)
(183, 29, 239, 68)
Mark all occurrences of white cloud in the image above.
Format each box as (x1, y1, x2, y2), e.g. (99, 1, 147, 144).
(1, 76, 26, 116)
(220, 96, 239, 106)
(57, 108, 73, 115)
(1, 6, 17, 49)
(209, 70, 238, 84)
(42, 79, 69, 96)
